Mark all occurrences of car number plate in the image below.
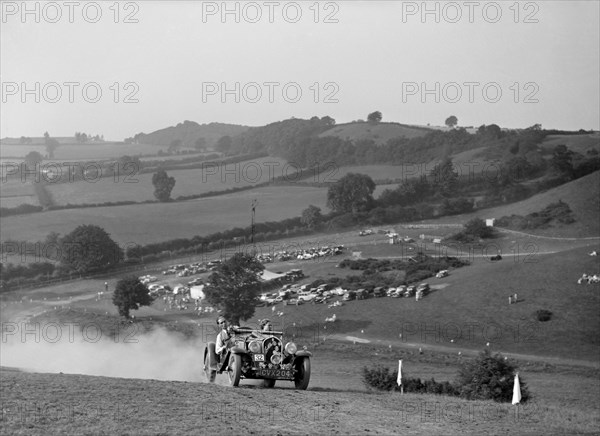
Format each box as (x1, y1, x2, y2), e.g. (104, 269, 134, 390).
(253, 354, 265, 362)
(257, 369, 293, 378)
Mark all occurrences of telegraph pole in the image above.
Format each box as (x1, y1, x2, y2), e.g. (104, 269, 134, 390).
(251, 199, 258, 256)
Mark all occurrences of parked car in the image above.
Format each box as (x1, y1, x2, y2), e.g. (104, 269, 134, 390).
(436, 270, 449, 278)
(373, 287, 386, 298)
(203, 327, 312, 389)
(355, 289, 369, 300)
(342, 290, 356, 301)
(298, 294, 317, 302)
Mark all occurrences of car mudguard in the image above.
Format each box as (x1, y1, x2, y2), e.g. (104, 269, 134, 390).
(295, 350, 312, 358)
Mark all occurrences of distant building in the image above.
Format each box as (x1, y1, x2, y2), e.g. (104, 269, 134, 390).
(486, 218, 495, 227)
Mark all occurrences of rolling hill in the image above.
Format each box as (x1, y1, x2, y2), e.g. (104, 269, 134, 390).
(418, 170, 600, 238)
(319, 122, 433, 145)
(130, 121, 250, 149)
(482, 171, 600, 237)
(541, 133, 600, 155)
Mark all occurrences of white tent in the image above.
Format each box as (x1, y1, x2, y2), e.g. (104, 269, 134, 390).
(190, 285, 205, 300)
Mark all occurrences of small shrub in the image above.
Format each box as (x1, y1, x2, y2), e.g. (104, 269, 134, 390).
(456, 348, 530, 402)
(535, 309, 553, 322)
(361, 364, 397, 391)
(362, 365, 458, 396)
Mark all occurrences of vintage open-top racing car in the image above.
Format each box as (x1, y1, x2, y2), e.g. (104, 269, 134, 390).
(203, 327, 312, 389)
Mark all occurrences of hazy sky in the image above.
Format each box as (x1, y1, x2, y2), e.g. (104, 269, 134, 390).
(1, 1, 599, 140)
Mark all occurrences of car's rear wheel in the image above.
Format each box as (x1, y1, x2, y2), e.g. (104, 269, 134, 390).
(204, 344, 217, 383)
(294, 357, 311, 390)
(228, 354, 242, 387)
(263, 379, 276, 388)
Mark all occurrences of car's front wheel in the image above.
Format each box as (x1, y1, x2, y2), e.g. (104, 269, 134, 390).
(204, 344, 217, 383)
(294, 357, 311, 390)
(228, 354, 242, 387)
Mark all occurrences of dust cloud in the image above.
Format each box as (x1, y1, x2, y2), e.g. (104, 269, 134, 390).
(1, 326, 208, 382)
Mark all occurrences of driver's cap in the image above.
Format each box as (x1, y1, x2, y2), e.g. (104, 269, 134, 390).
(259, 318, 271, 328)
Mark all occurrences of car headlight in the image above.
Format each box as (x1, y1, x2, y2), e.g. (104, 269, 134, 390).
(285, 342, 297, 355)
(249, 340, 261, 354)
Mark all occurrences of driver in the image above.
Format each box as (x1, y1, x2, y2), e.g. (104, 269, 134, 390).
(260, 319, 273, 332)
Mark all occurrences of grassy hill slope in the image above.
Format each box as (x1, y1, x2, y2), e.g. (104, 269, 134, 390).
(485, 171, 600, 237)
(131, 120, 250, 148)
(319, 122, 433, 145)
(424, 171, 600, 238)
(541, 133, 600, 155)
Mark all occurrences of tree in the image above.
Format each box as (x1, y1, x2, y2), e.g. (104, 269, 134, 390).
(117, 155, 143, 176)
(24, 151, 44, 168)
(456, 348, 529, 402)
(60, 225, 123, 273)
(203, 253, 265, 325)
(463, 217, 494, 239)
(445, 115, 458, 128)
(152, 169, 176, 202)
(43, 132, 60, 159)
(216, 135, 233, 154)
(194, 137, 207, 151)
(168, 139, 183, 154)
(321, 115, 336, 126)
(327, 173, 376, 214)
(550, 144, 574, 179)
(430, 158, 458, 197)
(301, 205, 323, 229)
(477, 124, 502, 140)
(112, 276, 154, 318)
(367, 111, 382, 123)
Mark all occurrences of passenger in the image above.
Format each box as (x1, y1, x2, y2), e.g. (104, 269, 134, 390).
(215, 315, 233, 362)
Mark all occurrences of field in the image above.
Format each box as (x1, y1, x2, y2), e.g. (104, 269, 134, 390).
(45, 157, 289, 205)
(540, 133, 600, 155)
(0, 179, 37, 208)
(0, 142, 168, 161)
(319, 122, 431, 145)
(0, 185, 330, 245)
